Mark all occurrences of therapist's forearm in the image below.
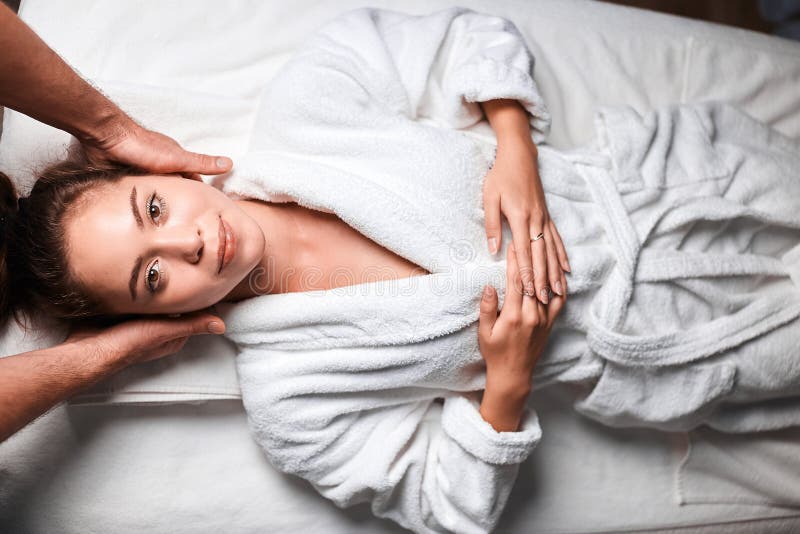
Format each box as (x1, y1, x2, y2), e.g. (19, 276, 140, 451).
(0, 341, 126, 442)
(0, 3, 135, 146)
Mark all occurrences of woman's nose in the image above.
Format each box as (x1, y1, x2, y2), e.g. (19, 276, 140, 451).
(152, 226, 204, 263)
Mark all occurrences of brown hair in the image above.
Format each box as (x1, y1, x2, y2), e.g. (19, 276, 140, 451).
(0, 161, 145, 325)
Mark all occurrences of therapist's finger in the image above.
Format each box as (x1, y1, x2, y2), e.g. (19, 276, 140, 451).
(178, 151, 233, 176)
(128, 312, 226, 349)
(180, 172, 203, 182)
(162, 313, 226, 338)
(159, 336, 190, 357)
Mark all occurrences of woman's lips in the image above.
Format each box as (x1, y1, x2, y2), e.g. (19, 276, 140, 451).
(217, 216, 236, 274)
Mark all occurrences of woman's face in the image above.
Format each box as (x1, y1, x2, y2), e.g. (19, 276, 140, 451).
(65, 175, 265, 315)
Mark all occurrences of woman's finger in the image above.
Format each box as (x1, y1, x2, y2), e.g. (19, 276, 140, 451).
(537, 300, 548, 323)
(547, 220, 569, 296)
(521, 274, 540, 327)
(544, 226, 563, 296)
(508, 216, 535, 297)
(478, 285, 499, 341)
(530, 216, 549, 305)
(483, 192, 502, 255)
(503, 244, 524, 317)
(545, 293, 566, 330)
(549, 219, 571, 273)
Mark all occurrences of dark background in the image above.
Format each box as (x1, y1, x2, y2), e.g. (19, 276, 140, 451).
(601, 0, 772, 32)
(0, 0, 785, 33)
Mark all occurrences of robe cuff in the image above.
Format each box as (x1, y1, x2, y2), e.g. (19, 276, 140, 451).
(453, 58, 552, 144)
(441, 392, 542, 465)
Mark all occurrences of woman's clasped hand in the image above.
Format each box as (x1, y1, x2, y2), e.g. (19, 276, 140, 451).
(480, 101, 570, 306)
(478, 244, 566, 430)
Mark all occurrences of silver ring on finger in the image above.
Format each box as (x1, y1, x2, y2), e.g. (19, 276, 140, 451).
(531, 232, 545, 242)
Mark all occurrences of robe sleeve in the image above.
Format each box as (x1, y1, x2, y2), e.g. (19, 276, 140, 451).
(247, 377, 541, 534)
(252, 6, 551, 152)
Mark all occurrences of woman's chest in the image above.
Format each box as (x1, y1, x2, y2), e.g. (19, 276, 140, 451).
(286, 209, 431, 293)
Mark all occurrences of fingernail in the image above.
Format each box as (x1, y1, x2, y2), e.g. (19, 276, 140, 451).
(488, 237, 498, 255)
(483, 286, 494, 298)
(208, 321, 225, 334)
(216, 157, 229, 168)
(555, 281, 563, 295)
(540, 288, 550, 304)
(564, 261, 572, 273)
(526, 281, 535, 296)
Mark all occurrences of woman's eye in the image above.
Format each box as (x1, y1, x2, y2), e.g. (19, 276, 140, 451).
(146, 192, 168, 224)
(146, 260, 161, 293)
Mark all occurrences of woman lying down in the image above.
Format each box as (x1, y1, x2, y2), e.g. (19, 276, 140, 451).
(3, 6, 800, 533)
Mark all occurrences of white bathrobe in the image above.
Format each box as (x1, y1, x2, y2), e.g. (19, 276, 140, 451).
(216, 7, 800, 533)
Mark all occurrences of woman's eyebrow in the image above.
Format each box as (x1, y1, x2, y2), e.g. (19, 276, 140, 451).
(130, 186, 144, 229)
(129, 185, 144, 300)
(129, 256, 143, 301)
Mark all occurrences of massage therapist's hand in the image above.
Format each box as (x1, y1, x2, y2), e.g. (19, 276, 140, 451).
(81, 121, 233, 181)
(0, 312, 226, 442)
(0, 4, 232, 182)
(65, 312, 227, 366)
(480, 99, 570, 306)
(477, 245, 565, 432)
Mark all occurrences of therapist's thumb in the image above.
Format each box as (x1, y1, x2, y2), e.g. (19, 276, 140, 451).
(181, 314, 226, 336)
(156, 313, 226, 339)
(181, 151, 233, 175)
(99, 313, 228, 365)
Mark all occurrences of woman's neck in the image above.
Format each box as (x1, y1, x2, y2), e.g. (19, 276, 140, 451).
(222, 198, 430, 302)
(223, 199, 306, 301)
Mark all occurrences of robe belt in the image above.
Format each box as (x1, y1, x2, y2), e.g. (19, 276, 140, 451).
(574, 162, 800, 368)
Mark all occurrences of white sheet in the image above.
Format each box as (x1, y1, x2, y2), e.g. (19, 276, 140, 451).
(2, 0, 800, 532)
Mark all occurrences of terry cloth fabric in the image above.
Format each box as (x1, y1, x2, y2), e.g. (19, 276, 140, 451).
(573, 103, 800, 433)
(216, 6, 800, 533)
(217, 7, 558, 533)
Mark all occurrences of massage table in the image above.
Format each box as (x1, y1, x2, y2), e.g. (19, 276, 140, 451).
(1, 0, 800, 532)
